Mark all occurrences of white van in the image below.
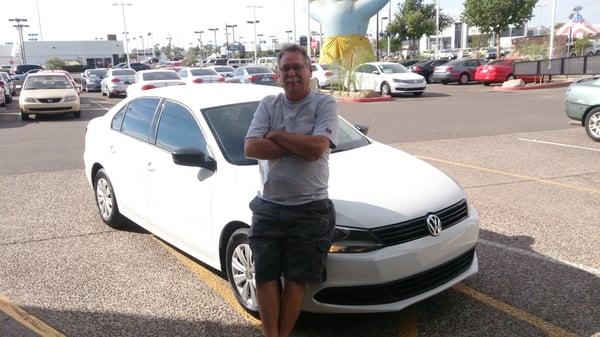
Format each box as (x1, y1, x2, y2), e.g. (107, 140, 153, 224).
(257, 57, 278, 71)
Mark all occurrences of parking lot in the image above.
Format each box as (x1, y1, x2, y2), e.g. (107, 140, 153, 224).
(1, 83, 599, 337)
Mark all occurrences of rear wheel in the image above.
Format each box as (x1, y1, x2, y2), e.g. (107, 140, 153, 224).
(584, 107, 600, 142)
(226, 228, 259, 314)
(94, 169, 124, 229)
(20, 111, 29, 121)
(380, 82, 392, 96)
(459, 73, 469, 85)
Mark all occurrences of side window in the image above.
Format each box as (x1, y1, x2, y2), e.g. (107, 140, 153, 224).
(311, 65, 318, 71)
(111, 105, 127, 130)
(121, 98, 161, 142)
(156, 101, 207, 153)
(179, 70, 187, 78)
(355, 65, 367, 73)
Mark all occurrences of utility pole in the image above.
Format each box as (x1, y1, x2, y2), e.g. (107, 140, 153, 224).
(269, 35, 277, 52)
(246, 5, 262, 61)
(286, 30, 293, 42)
(35, 0, 43, 41)
(307, 0, 311, 59)
(208, 28, 219, 57)
(148, 32, 155, 58)
(293, 0, 297, 43)
(9, 18, 29, 64)
(139, 35, 145, 60)
(435, 0, 440, 59)
(548, 0, 556, 60)
(388, 0, 391, 56)
(224, 24, 230, 58)
(194, 30, 204, 63)
(112, 2, 132, 67)
(227, 24, 237, 56)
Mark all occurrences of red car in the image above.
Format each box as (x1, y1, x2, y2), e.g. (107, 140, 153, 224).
(474, 59, 537, 85)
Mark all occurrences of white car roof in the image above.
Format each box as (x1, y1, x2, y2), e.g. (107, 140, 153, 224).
(27, 72, 69, 78)
(134, 83, 283, 109)
(137, 69, 178, 74)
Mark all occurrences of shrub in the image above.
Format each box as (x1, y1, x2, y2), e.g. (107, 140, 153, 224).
(46, 57, 66, 70)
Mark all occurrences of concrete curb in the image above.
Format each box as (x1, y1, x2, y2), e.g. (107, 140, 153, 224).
(336, 95, 394, 103)
(493, 82, 571, 92)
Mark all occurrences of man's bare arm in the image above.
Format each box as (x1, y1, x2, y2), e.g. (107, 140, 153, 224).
(245, 137, 290, 160)
(266, 130, 330, 161)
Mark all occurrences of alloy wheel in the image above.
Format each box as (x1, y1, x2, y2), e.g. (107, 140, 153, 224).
(96, 177, 113, 220)
(588, 111, 600, 138)
(230, 243, 257, 309)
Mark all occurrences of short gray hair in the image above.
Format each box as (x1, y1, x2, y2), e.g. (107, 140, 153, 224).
(277, 44, 311, 67)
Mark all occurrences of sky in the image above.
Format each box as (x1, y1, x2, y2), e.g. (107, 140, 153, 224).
(2, 0, 599, 50)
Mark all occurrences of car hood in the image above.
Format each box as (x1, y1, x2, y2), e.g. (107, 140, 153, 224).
(20, 88, 77, 98)
(383, 72, 424, 81)
(234, 142, 464, 229)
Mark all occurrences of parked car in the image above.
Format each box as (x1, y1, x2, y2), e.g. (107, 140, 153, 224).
(113, 62, 150, 71)
(432, 58, 485, 85)
(256, 57, 278, 71)
(353, 62, 426, 96)
(83, 83, 479, 315)
(206, 65, 235, 77)
(101, 69, 136, 98)
(474, 59, 537, 85)
(178, 68, 224, 84)
(225, 66, 278, 86)
(438, 49, 458, 59)
(585, 44, 600, 56)
(0, 71, 15, 101)
(11, 68, 43, 81)
(311, 63, 339, 88)
(565, 76, 600, 142)
(400, 60, 420, 68)
(125, 69, 185, 97)
(39, 70, 81, 93)
(12, 64, 44, 75)
(409, 59, 449, 83)
(205, 58, 229, 66)
(226, 58, 254, 68)
(0, 79, 11, 105)
(0, 85, 5, 108)
(19, 72, 80, 120)
(81, 68, 108, 92)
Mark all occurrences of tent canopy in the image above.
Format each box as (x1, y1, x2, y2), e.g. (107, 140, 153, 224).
(555, 12, 600, 39)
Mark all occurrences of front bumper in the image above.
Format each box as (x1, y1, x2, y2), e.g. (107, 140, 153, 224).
(20, 100, 80, 114)
(565, 100, 588, 121)
(392, 83, 426, 93)
(302, 205, 479, 313)
(432, 73, 459, 82)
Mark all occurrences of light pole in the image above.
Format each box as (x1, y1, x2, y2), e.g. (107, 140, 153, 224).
(139, 35, 145, 60)
(387, 0, 392, 56)
(194, 30, 204, 62)
(133, 36, 138, 61)
(227, 24, 237, 56)
(9, 18, 29, 64)
(435, 0, 440, 59)
(286, 30, 293, 42)
(148, 32, 155, 58)
(293, 0, 297, 43)
(536, 2, 547, 35)
(208, 28, 219, 57)
(257, 33, 264, 53)
(35, 0, 43, 41)
(548, 0, 556, 60)
(269, 35, 277, 52)
(28, 33, 38, 41)
(381, 16, 388, 59)
(247, 5, 262, 61)
(112, 2, 132, 67)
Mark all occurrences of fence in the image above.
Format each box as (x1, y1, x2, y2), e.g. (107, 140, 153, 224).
(515, 55, 600, 76)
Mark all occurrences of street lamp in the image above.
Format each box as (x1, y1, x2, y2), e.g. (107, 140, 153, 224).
(381, 16, 388, 59)
(9, 18, 29, 64)
(285, 30, 293, 42)
(148, 32, 155, 58)
(139, 34, 146, 61)
(247, 5, 262, 61)
(112, 2, 132, 67)
(226, 24, 237, 57)
(208, 28, 219, 57)
(269, 35, 277, 52)
(194, 30, 204, 62)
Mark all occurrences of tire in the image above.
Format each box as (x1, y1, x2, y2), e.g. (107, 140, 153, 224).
(459, 73, 469, 85)
(483, 82, 491, 86)
(584, 107, 600, 142)
(412, 92, 423, 96)
(380, 82, 392, 96)
(108, 92, 115, 98)
(507, 74, 515, 81)
(20, 111, 28, 121)
(225, 228, 259, 314)
(93, 169, 124, 229)
(73, 111, 81, 118)
(101, 87, 106, 96)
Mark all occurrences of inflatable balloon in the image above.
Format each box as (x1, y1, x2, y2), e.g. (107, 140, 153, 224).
(310, 0, 388, 68)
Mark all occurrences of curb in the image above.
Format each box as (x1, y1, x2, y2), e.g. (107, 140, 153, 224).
(337, 95, 394, 103)
(492, 82, 571, 92)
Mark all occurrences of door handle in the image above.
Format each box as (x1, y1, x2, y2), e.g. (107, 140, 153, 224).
(146, 162, 155, 172)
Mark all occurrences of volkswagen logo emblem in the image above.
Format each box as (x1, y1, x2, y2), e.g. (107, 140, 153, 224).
(426, 214, 442, 236)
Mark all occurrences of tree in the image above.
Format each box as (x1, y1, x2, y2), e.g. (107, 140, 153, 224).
(387, 0, 453, 53)
(46, 57, 66, 70)
(463, 0, 537, 59)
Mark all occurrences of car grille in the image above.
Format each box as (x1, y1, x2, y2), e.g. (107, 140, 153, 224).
(29, 107, 72, 112)
(37, 98, 62, 103)
(313, 249, 475, 305)
(371, 200, 468, 246)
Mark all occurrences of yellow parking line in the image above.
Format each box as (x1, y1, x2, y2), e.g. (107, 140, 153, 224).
(397, 306, 417, 337)
(454, 284, 580, 337)
(416, 155, 600, 194)
(0, 293, 66, 337)
(153, 237, 262, 329)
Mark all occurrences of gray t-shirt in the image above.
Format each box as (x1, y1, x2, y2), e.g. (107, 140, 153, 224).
(245, 90, 338, 206)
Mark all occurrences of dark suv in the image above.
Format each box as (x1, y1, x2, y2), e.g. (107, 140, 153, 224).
(12, 64, 43, 75)
(410, 59, 449, 83)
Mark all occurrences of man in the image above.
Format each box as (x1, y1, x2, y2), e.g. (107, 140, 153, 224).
(244, 44, 338, 337)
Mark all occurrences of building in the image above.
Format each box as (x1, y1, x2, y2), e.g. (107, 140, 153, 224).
(11, 40, 124, 68)
(0, 44, 16, 66)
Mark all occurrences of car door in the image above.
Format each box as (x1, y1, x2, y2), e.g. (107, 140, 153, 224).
(353, 64, 370, 90)
(467, 60, 481, 78)
(109, 98, 161, 224)
(144, 100, 214, 258)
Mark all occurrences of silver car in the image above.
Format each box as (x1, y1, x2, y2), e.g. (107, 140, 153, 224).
(81, 68, 108, 92)
(101, 69, 136, 98)
(225, 66, 278, 86)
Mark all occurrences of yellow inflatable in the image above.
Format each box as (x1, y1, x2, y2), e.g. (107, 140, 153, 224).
(319, 35, 376, 68)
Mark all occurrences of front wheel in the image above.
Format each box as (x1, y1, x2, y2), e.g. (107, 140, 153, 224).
(94, 169, 124, 229)
(226, 228, 259, 314)
(459, 73, 469, 85)
(380, 82, 392, 96)
(584, 107, 600, 142)
(20, 111, 28, 121)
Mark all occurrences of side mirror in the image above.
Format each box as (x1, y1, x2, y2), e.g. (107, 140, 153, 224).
(371, 71, 380, 75)
(226, 73, 233, 77)
(172, 147, 217, 171)
(354, 123, 369, 135)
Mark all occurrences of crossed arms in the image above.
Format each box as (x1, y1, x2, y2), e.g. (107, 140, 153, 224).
(245, 131, 331, 161)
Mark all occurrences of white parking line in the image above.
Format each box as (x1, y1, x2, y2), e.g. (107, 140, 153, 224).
(518, 138, 600, 153)
(480, 239, 600, 277)
(88, 100, 110, 111)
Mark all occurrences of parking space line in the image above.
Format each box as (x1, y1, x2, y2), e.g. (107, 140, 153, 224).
(517, 138, 600, 153)
(0, 293, 66, 337)
(88, 100, 110, 111)
(397, 306, 417, 337)
(416, 155, 600, 194)
(453, 284, 580, 337)
(153, 237, 262, 329)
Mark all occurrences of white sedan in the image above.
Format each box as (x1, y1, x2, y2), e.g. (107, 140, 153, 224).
(354, 62, 427, 96)
(125, 69, 185, 97)
(84, 84, 478, 314)
(178, 67, 225, 84)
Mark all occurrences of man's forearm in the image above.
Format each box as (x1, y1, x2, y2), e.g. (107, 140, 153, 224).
(266, 131, 329, 161)
(245, 138, 290, 160)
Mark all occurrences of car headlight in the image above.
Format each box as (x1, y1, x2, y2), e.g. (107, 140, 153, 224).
(329, 226, 383, 253)
(64, 95, 78, 102)
(392, 79, 405, 83)
(24, 97, 37, 103)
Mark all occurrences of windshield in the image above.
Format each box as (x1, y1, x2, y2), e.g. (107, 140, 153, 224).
(214, 66, 234, 73)
(379, 63, 408, 74)
(190, 69, 217, 76)
(23, 75, 73, 90)
(88, 69, 107, 77)
(142, 72, 180, 81)
(113, 70, 135, 76)
(202, 102, 371, 165)
(246, 67, 273, 74)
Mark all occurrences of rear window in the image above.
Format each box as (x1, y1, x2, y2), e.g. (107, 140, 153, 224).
(190, 69, 217, 76)
(113, 70, 135, 76)
(245, 67, 272, 74)
(88, 69, 107, 77)
(142, 72, 180, 81)
(214, 66, 234, 72)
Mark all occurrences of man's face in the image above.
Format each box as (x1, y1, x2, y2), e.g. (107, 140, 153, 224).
(279, 51, 312, 101)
